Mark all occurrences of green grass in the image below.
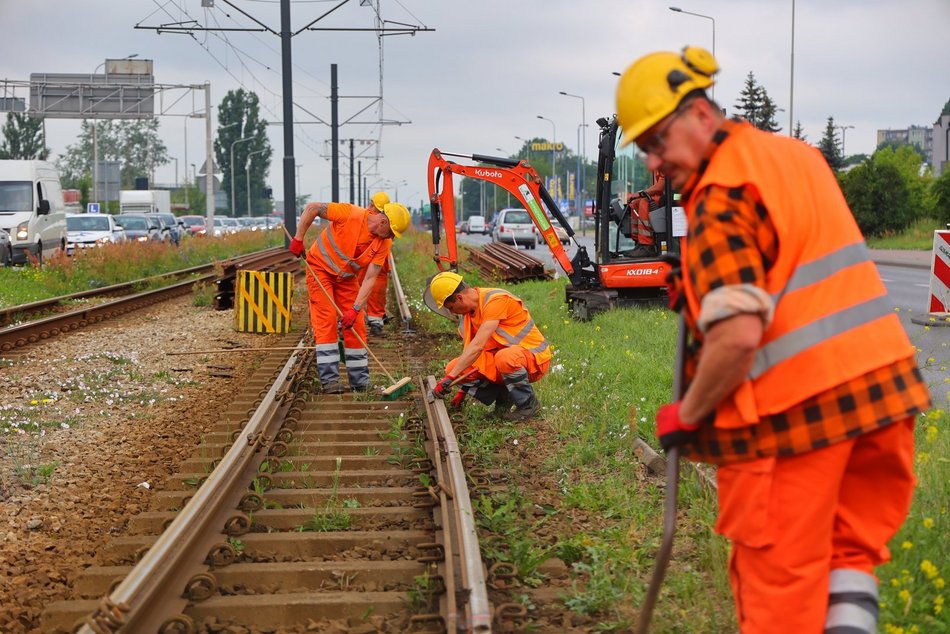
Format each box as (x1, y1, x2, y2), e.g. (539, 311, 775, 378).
(0, 229, 283, 307)
(866, 217, 942, 250)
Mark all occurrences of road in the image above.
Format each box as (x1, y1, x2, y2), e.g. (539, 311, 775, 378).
(454, 232, 947, 403)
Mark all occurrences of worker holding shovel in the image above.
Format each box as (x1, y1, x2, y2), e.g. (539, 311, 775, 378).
(428, 271, 550, 420)
(289, 199, 410, 393)
(615, 47, 931, 632)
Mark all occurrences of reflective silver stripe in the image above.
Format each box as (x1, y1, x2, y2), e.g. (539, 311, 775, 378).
(325, 229, 359, 271)
(824, 603, 877, 632)
(774, 242, 870, 303)
(829, 569, 878, 598)
(482, 289, 510, 303)
(316, 238, 344, 275)
(529, 339, 550, 354)
(496, 319, 535, 344)
(316, 230, 359, 277)
(344, 348, 369, 368)
(749, 295, 894, 379)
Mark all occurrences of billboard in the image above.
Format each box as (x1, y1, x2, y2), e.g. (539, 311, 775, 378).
(29, 72, 154, 119)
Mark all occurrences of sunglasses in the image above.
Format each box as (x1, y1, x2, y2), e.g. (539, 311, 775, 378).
(636, 103, 691, 156)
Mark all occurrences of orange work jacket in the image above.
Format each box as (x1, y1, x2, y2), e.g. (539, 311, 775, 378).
(682, 124, 915, 429)
(309, 203, 391, 279)
(458, 288, 552, 365)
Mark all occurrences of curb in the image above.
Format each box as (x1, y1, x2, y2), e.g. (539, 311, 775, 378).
(872, 259, 931, 271)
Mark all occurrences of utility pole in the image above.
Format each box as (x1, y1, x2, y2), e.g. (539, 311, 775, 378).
(280, 0, 296, 235)
(331, 64, 339, 202)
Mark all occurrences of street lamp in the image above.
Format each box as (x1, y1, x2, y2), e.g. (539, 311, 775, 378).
(91, 54, 138, 205)
(836, 125, 855, 157)
(230, 136, 254, 216)
(246, 148, 267, 216)
(559, 91, 587, 217)
(669, 7, 716, 100)
(536, 115, 557, 195)
(514, 136, 531, 163)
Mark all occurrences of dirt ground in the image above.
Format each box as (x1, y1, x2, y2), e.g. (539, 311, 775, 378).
(0, 296, 272, 633)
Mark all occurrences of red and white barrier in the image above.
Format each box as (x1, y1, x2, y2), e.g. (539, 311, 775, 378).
(925, 230, 950, 322)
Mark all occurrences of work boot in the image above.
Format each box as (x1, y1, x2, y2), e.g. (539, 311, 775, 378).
(369, 323, 384, 337)
(350, 384, 368, 393)
(322, 380, 344, 395)
(492, 390, 514, 418)
(503, 394, 541, 421)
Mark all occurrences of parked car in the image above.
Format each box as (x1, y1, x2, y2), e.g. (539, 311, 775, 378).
(179, 215, 207, 237)
(238, 217, 259, 231)
(222, 217, 241, 234)
(553, 225, 570, 245)
(114, 213, 162, 243)
(455, 220, 469, 234)
(467, 215, 487, 235)
(144, 213, 174, 244)
(491, 208, 538, 249)
(155, 212, 187, 244)
(65, 213, 127, 254)
(0, 228, 11, 266)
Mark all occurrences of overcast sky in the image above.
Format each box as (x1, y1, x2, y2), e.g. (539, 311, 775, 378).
(2, 0, 949, 208)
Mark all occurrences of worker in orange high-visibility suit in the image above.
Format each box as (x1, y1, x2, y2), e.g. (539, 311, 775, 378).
(625, 170, 664, 257)
(428, 272, 551, 420)
(615, 47, 931, 633)
(289, 199, 410, 393)
(357, 191, 394, 337)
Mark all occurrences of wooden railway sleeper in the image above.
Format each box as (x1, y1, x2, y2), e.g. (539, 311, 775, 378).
(408, 614, 447, 634)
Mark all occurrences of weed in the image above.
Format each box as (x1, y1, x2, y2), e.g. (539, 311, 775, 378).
(227, 537, 245, 553)
(405, 572, 439, 612)
(363, 446, 380, 456)
(299, 508, 351, 532)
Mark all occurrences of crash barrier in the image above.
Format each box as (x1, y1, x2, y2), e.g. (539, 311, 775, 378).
(234, 269, 293, 333)
(912, 230, 950, 327)
(464, 242, 551, 282)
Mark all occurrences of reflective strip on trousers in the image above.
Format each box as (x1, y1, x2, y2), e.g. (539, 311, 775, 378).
(366, 315, 385, 328)
(344, 347, 369, 388)
(824, 569, 878, 634)
(460, 377, 503, 405)
(316, 343, 340, 385)
(749, 295, 894, 380)
(502, 368, 534, 407)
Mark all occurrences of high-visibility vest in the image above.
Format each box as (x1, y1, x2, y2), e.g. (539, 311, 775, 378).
(682, 124, 915, 428)
(310, 204, 391, 279)
(458, 288, 552, 364)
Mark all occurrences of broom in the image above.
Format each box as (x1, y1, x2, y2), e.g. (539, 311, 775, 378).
(283, 227, 412, 400)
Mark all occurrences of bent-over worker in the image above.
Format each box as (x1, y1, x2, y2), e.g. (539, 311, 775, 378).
(615, 46, 931, 633)
(428, 272, 550, 420)
(358, 191, 394, 336)
(289, 199, 410, 393)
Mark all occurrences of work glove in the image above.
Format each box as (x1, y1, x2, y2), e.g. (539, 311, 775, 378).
(660, 253, 685, 313)
(656, 401, 700, 452)
(289, 237, 305, 257)
(431, 374, 455, 399)
(450, 390, 466, 409)
(340, 307, 360, 329)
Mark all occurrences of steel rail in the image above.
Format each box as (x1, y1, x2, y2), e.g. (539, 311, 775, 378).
(423, 376, 493, 632)
(77, 337, 309, 633)
(387, 253, 413, 331)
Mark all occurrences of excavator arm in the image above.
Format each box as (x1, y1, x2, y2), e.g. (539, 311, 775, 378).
(427, 148, 577, 276)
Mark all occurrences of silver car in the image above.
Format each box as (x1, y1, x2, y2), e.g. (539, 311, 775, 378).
(65, 213, 127, 254)
(0, 227, 11, 265)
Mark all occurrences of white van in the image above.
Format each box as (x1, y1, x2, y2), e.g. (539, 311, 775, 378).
(467, 215, 487, 235)
(0, 160, 67, 265)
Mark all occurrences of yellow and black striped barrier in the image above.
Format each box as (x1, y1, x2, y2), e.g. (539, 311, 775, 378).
(234, 270, 293, 334)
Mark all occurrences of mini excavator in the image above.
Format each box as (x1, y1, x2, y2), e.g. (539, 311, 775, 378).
(426, 116, 683, 319)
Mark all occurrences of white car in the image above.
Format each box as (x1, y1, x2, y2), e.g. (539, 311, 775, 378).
(491, 208, 538, 249)
(65, 213, 127, 254)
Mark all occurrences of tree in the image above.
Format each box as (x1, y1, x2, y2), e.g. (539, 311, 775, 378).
(930, 168, 950, 225)
(873, 145, 927, 220)
(841, 160, 913, 237)
(818, 117, 844, 170)
(214, 89, 272, 216)
(941, 98, 950, 117)
(792, 121, 807, 142)
(732, 72, 782, 133)
(0, 112, 49, 160)
(56, 118, 168, 189)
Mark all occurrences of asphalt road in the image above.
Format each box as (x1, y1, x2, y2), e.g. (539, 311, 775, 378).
(453, 233, 947, 403)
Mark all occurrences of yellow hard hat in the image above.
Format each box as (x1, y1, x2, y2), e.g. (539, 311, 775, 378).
(382, 202, 410, 239)
(615, 46, 719, 147)
(370, 191, 390, 211)
(429, 271, 463, 308)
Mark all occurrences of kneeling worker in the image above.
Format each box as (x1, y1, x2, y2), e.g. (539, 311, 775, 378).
(429, 272, 550, 420)
(290, 199, 410, 393)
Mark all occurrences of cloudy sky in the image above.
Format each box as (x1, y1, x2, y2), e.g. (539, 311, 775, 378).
(2, 0, 948, 208)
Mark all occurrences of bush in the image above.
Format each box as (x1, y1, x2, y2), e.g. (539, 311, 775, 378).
(930, 169, 950, 226)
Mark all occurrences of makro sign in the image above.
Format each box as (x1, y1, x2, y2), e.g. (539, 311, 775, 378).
(530, 142, 565, 152)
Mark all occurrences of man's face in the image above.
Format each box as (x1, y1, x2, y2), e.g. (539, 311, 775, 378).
(368, 212, 395, 239)
(636, 100, 705, 190)
(442, 291, 473, 315)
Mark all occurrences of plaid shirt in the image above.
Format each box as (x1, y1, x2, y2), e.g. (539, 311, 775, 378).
(679, 120, 931, 465)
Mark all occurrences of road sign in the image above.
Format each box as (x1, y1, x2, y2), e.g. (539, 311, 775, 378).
(87, 203, 100, 214)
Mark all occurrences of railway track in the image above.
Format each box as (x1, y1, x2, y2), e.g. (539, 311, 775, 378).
(38, 254, 492, 633)
(0, 248, 296, 353)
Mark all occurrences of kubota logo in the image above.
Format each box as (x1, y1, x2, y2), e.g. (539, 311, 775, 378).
(625, 268, 662, 276)
(474, 169, 503, 178)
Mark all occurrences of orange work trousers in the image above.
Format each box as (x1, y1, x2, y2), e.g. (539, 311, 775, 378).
(356, 258, 390, 320)
(446, 345, 548, 385)
(715, 418, 915, 632)
(305, 259, 368, 387)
